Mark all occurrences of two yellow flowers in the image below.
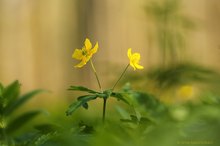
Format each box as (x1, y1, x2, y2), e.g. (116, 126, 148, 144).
(72, 38, 144, 70)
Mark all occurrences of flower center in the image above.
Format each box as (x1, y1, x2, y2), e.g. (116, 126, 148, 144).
(82, 50, 87, 56)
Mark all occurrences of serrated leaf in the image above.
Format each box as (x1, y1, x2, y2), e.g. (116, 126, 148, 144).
(6, 110, 42, 134)
(5, 89, 45, 115)
(66, 95, 97, 116)
(68, 86, 99, 94)
(111, 92, 130, 105)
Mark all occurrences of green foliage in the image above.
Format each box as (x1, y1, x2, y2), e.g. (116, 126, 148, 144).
(66, 86, 130, 116)
(66, 95, 97, 116)
(0, 80, 45, 145)
(7, 110, 42, 134)
(148, 63, 220, 89)
(1, 81, 219, 146)
(5, 89, 44, 116)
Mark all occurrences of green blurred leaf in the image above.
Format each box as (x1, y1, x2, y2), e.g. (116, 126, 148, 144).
(120, 115, 138, 124)
(15, 132, 39, 146)
(115, 106, 130, 119)
(0, 83, 4, 112)
(130, 115, 139, 123)
(139, 117, 155, 125)
(34, 131, 58, 146)
(148, 63, 220, 89)
(0, 82, 3, 97)
(4, 89, 45, 116)
(111, 92, 130, 105)
(6, 110, 42, 134)
(35, 124, 60, 134)
(78, 121, 94, 134)
(2, 80, 20, 108)
(66, 95, 97, 116)
(68, 86, 99, 94)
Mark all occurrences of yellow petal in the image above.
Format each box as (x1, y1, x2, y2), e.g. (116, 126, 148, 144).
(90, 42, 98, 55)
(130, 62, 136, 70)
(127, 48, 132, 59)
(74, 60, 86, 68)
(72, 49, 83, 60)
(132, 53, 140, 60)
(134, 63, 144, 70)
(84, 38, 92, 51)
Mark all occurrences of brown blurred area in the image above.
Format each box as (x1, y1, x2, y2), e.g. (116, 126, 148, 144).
(0, 0, 220, 101)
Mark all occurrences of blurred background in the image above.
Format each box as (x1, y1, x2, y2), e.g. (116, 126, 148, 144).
(1, 1, 220, 145)
(1, 0, 220, 106)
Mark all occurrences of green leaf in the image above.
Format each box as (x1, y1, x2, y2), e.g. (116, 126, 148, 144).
(82, 102, 89, 109)
(139, 117, 155, 125)
(34, 131, 57, 146)
(2, 80, 20, 107)
(78, 121, 94, 134)
(111, 92, 130, 105)
(130, 115, 139, 123)
(6, 110, 42, 134)
(4, 89, 45, 115)
(35, 124, 60, 134)
(115, 105, 130, 119)
(120, 115, 138, 124)
(68, 86, 99, 94)
(0, 82, 3, 97)
(0, 83, 4, 112)
(148, 63, 220, 89)
(66, 95, 97, 116)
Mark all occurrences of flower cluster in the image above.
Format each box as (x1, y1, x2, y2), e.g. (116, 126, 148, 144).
(72, 38, 144, 70)
(69, 38, 144, 121)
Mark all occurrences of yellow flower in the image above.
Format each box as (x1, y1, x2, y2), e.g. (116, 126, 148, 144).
(72, 38, 98, 68)
(178, 85, 194, 99)
(127, 48, 144, 70)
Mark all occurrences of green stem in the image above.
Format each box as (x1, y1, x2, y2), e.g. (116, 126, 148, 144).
(102, 98, 107, 123)
(90, 59, 102, 92)
(112, 64, 130, 91)
(90, 59, 107, 122)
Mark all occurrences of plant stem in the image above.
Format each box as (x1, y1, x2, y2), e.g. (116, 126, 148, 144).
(90, 59, 107, 122)
(112, 64, 130, 91)
(90, 59, 102, 92)
(102, 98, 107, 123)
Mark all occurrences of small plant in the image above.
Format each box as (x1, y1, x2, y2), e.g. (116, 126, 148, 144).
(0, 80, 44, 145)
(66, 38, 144, 122)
